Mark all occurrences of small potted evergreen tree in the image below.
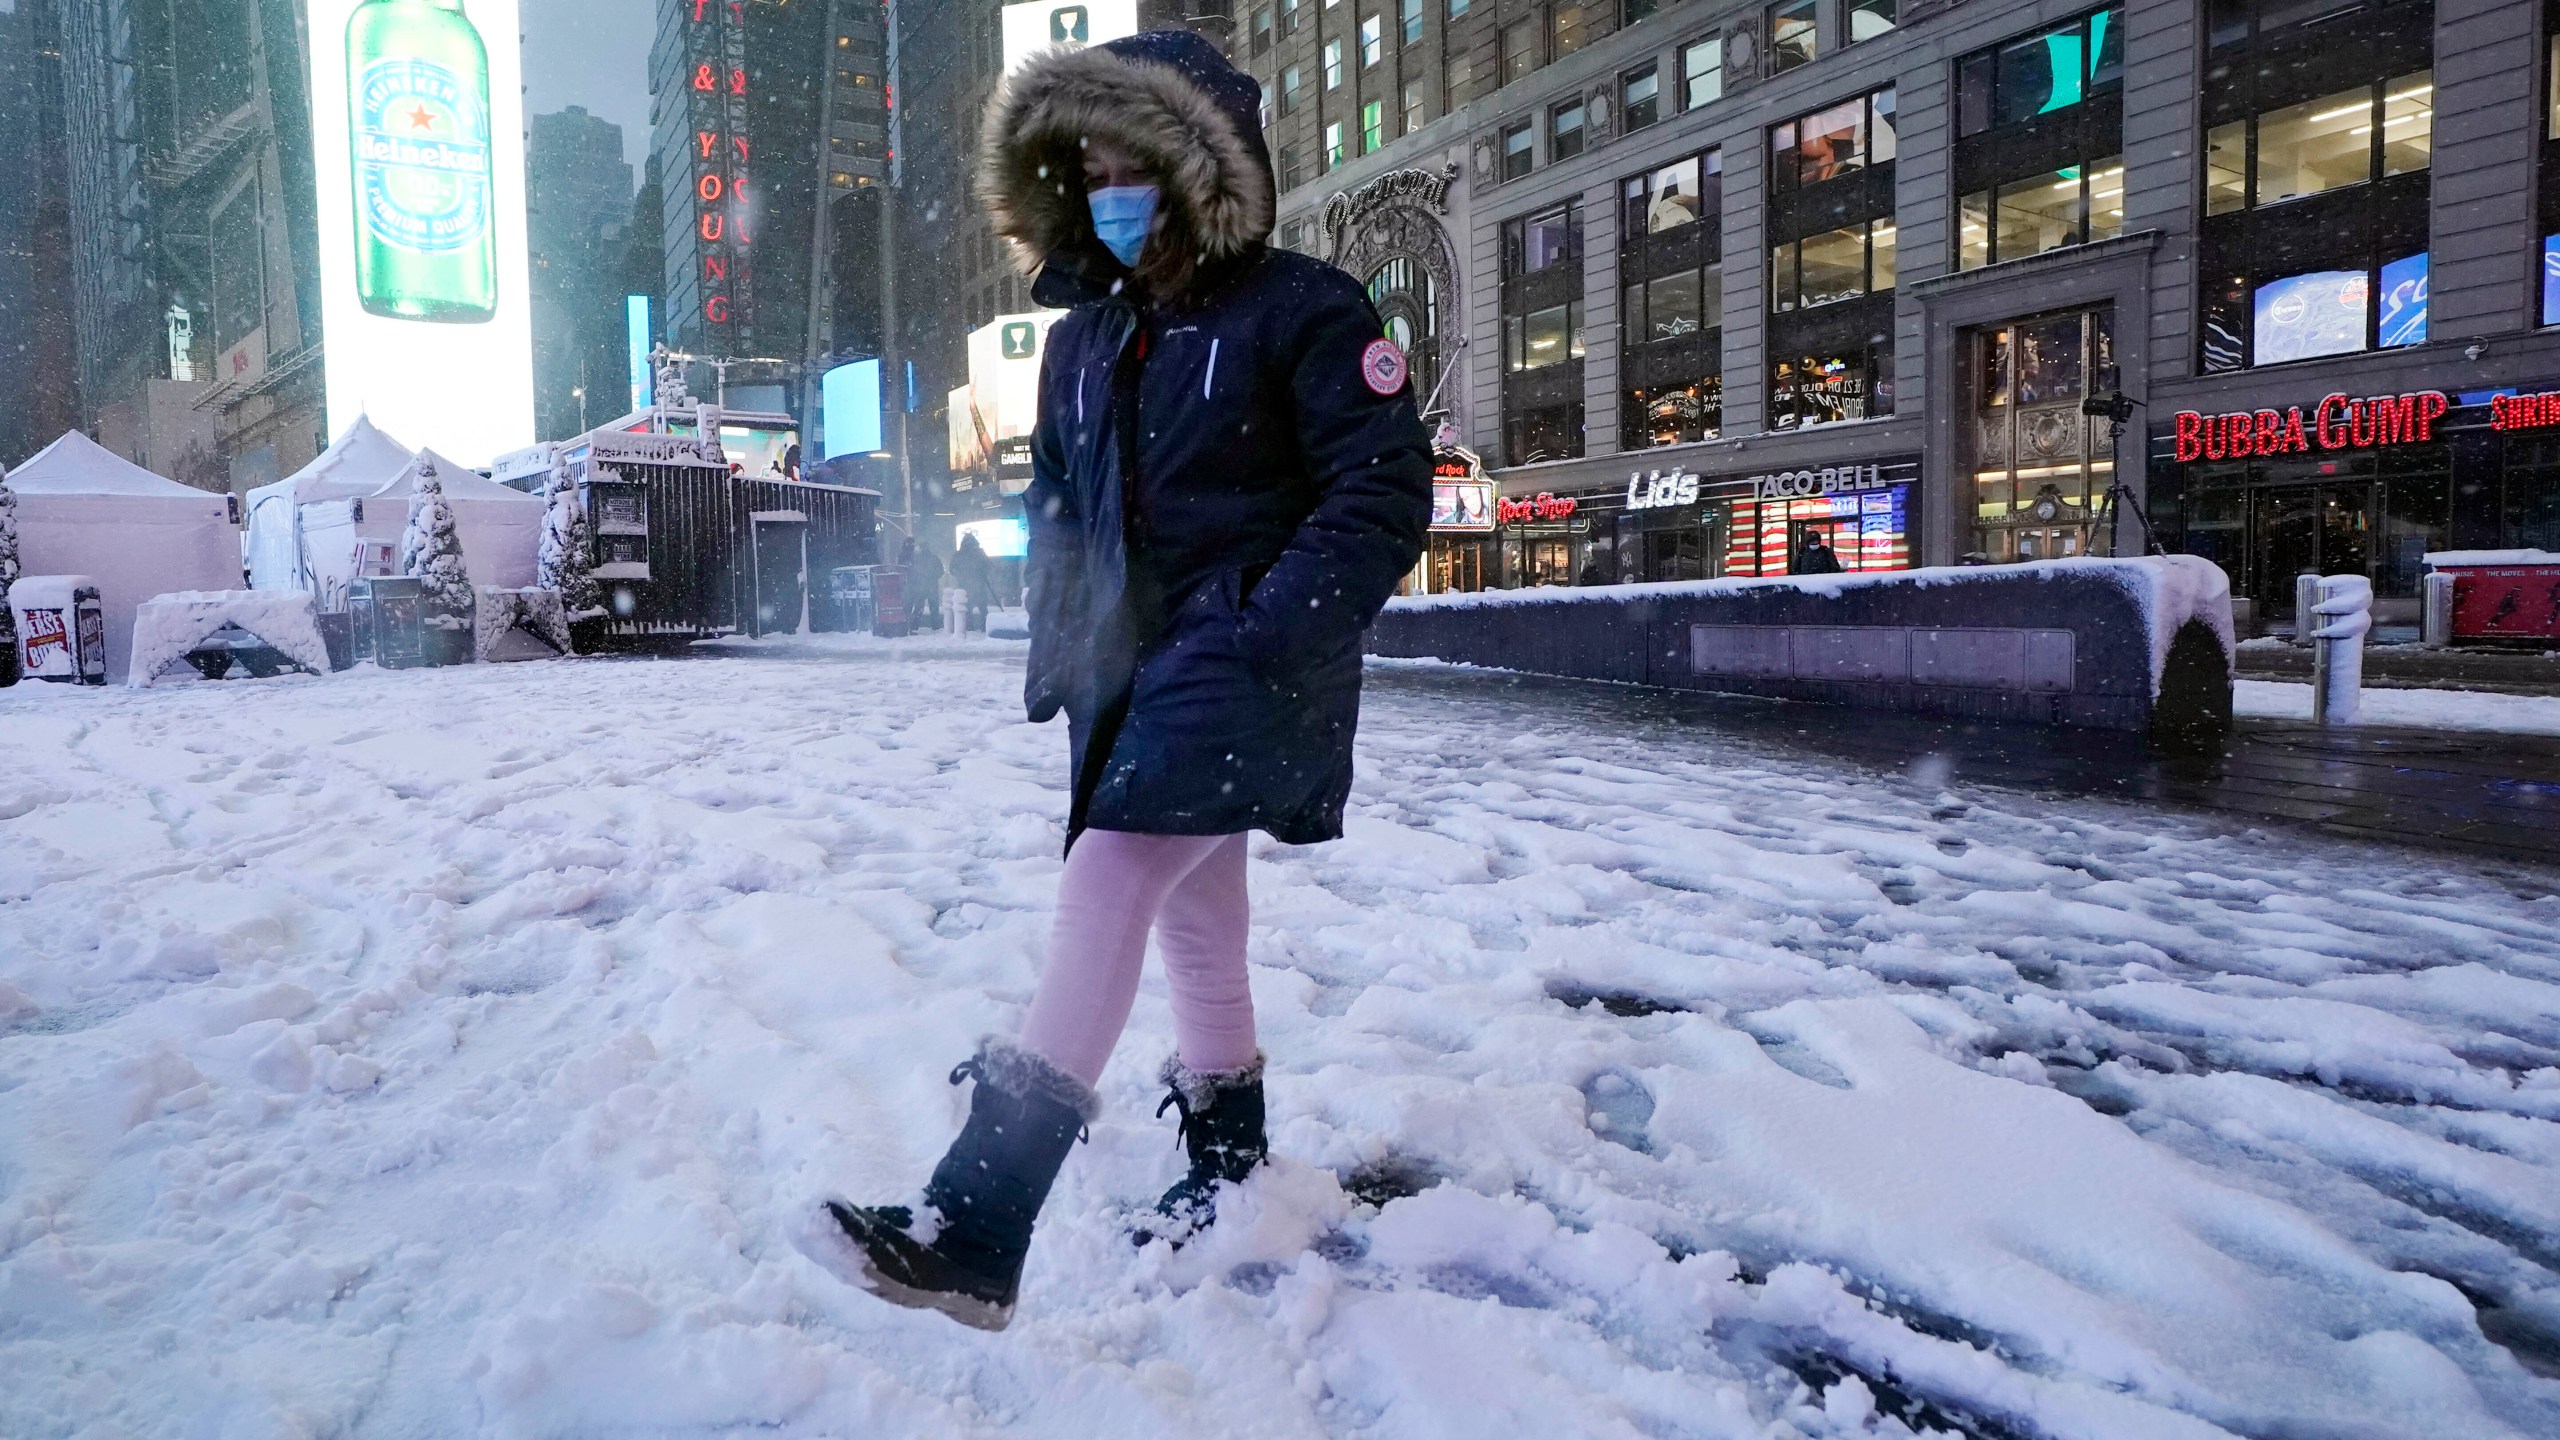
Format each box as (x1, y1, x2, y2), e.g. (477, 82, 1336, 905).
(538, 453, 603, 653)
(401, 457, 477, 666)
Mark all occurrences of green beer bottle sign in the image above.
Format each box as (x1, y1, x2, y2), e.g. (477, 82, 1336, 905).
(347, 0, 497, 323)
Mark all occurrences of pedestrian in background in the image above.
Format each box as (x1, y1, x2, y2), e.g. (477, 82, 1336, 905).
(820, 29, 1431, 1330)
(952, 533, 995, 634)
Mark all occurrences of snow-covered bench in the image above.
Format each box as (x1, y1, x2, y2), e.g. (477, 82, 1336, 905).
(128, 590, 332, 688)
(1372, 557, 2235, 739)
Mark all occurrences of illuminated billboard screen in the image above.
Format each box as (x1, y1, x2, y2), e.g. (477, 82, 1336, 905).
(966, 312, 1064, 489)
(2252, 269, 2367, 368)
(308, 0, 535, 464)
(625, 295, 652, 412)
(821, 359, 883, 460)
(955, 517, 1030, 559)
(1001, 0, 1140, 76)
(2377, 252, 2428, 350)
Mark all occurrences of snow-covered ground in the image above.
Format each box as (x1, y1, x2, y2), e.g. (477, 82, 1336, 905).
(2235, 678, 2560, 735)
(4, 641, 2558, 1440)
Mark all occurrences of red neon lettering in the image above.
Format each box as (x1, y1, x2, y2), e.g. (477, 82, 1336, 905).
(2279, 407, 2308, 454)
(706, 296, 731, 324)
(2251, 409, 2283, 457)
(2174, 410, 2204, 463)
(699, 213, 724, 241)
(696, 130, 718, 158)
(2349, 398, 2376, 447)
(730, 67, 747, 95)
(2315, 393, 2350, 449)
(697, 174, 724, 202)
(694, 63, 716, 91)
(705, 255, 728, 283)
(731, 135, 750, 161)
(2370, 393, 2418, 446)
(692, 0, 708, 20)
(2416, 390, 2448, 440)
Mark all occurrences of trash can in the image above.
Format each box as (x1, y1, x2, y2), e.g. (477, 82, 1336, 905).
(359, 576, 427, 669)
(11, 575, 108, 686)
(872, 565, 911, 638)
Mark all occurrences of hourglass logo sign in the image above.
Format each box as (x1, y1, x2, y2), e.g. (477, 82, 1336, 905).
(1002, 0, 1133, 75)
(1048, 5, 1088, 42)
(1002, 322, 1038, 360)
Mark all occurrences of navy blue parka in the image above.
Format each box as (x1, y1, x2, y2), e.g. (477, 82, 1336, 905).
(982, 32, 1431, 847)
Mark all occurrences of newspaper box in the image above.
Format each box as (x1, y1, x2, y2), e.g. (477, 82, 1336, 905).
(828, 565, 877, 634)
(2424, 550, 2560, 643)
(11, 575, 109, 685)
(354, 575, 427, 669)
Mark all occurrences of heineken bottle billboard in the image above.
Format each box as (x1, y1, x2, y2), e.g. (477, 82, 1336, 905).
(307, 0, 534, 462)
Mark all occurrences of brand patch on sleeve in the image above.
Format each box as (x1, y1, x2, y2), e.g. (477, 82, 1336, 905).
(1360, 338, 1410, 396)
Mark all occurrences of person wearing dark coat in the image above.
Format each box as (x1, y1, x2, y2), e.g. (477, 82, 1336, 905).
(822, 30, 1431, 1331)
(951, 533, 996, 632)
(1795, 534, 1844, 575)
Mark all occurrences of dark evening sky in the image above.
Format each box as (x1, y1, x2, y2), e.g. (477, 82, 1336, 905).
(520, 0, 656, 168)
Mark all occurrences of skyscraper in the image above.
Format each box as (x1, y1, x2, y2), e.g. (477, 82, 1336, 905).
(0, 0, 82, 464)
(649, 0, 888, 384)
(46, 0, 324, 491)
(528, 106, 636, 438)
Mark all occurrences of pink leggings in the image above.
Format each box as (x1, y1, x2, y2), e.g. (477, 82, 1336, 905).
(1017, 830, 1257, 1088)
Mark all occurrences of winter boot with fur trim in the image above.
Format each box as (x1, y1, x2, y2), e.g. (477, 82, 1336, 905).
(824, 1038, 1097, 1331)
(1133, 1055, 1268, 1247)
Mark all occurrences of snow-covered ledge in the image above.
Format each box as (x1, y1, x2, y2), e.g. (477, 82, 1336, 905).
(1373, 557, 2236, 739)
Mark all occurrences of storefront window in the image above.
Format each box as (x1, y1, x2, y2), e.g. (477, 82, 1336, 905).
(1956, 9, 2123, 138)
(1770, 344, 1892, 430)
(1625, 377, 1722, 449)
(2208, 71, 2432, 210)
(1770, 89, 1896, 192)
(1505, 302, 1585, 371)
(1768, 0, 1817, 73)
(1504, 402, 1583, 465)
(1773, 220, 1892, 310)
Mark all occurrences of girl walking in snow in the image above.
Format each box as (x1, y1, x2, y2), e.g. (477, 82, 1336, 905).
(823, 29, 1431, 1329)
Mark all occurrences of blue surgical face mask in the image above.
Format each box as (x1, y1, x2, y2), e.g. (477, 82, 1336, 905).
(1088, 184, 1159, 269)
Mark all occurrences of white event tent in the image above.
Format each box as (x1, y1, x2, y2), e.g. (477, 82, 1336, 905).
(246, 418, 542, 608)
(7, 431, 240, 678)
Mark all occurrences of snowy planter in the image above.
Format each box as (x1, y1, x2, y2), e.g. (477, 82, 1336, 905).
(128, 590, 331, 687)
(1371, 556, 2236, 739)
(473, 586, 574, 662)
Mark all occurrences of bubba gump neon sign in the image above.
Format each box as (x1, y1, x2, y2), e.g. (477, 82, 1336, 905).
(2173, 391, 2448, 462)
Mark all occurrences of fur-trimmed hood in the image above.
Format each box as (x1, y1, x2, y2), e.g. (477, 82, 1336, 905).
(977, 30, 1276, 301)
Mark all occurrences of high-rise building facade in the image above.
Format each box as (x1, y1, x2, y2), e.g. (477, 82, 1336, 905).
(0, 0, 83, 464)
(528, 106, 637, 439)
(1265, 0, 2560, 630)
(649, 0, 890, 407)
(44, 0, 324, 491)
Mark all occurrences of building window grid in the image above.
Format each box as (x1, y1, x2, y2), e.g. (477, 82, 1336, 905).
(1363, 99, 1387, 152)
(1623, 64, 1661, 131)
(1361, 14, 1382, 65)
(1500, 119, 1534, 180)
(1769, 0, 1818, 73)
(1682, 34, 1723, 110)
(1325, 39, 1344, 88)
(1551, 97, 1586, 161)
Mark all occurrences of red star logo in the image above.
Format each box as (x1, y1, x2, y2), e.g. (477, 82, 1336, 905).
(406, 105, 435, 131)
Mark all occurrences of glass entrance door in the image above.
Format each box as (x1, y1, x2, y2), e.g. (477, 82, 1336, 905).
(2250, 484, 2372, 625)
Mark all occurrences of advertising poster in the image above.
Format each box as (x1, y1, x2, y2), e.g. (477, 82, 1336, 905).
(625, 295, 652, 412)
(1000, 0, 1139, 76)
(2377, 252, 2428, 351)
(966, 312, 1064, 486)
(307, 0, 536, 465)
(2252, 269, 2368, 367)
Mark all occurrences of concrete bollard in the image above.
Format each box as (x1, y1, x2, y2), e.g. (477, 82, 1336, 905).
(2421, 571, 2455, 647)
(2294, 573, 2320, 645)
(2309, 573, 2372, 726)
